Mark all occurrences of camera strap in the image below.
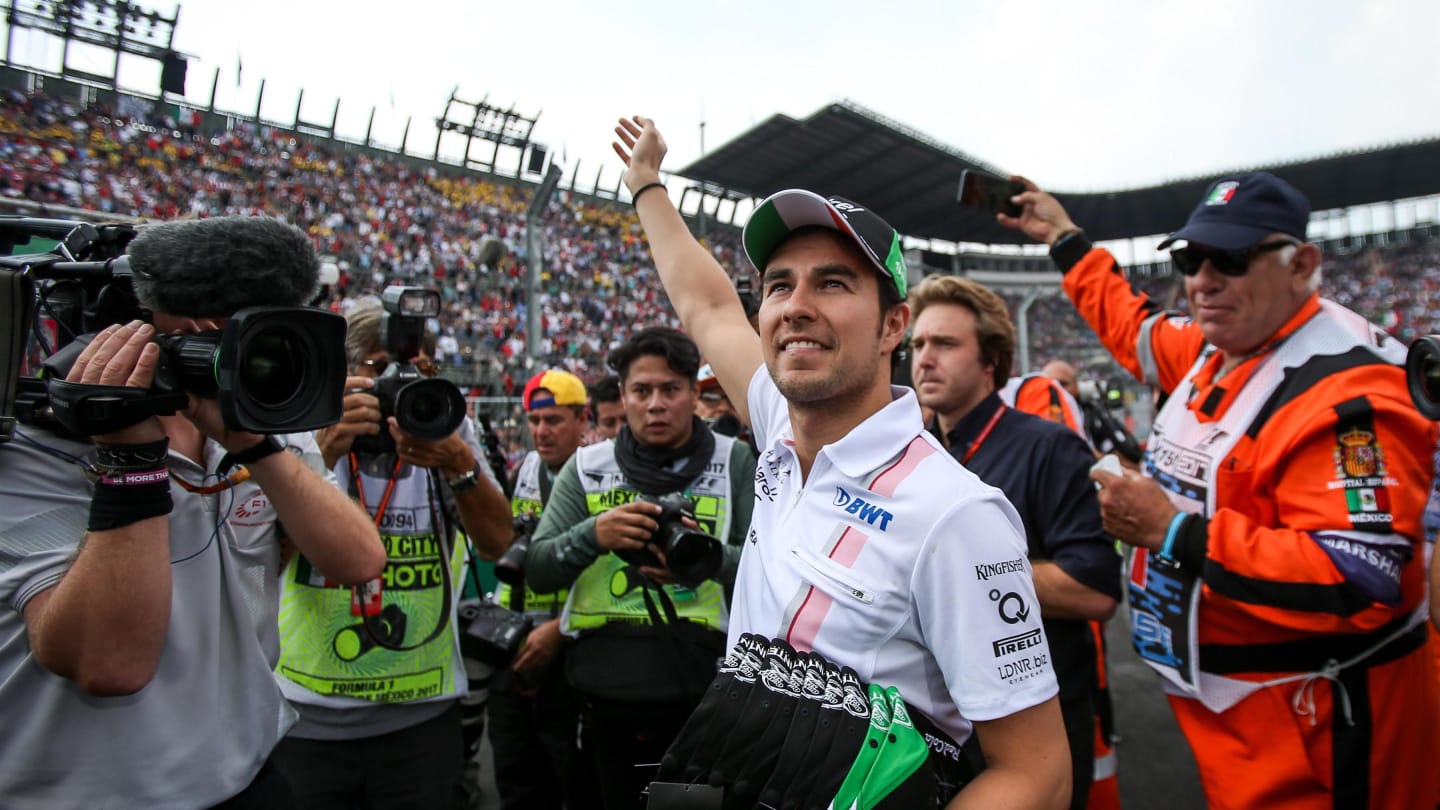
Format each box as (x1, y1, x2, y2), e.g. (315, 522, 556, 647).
(349, 454, 454, 653)
(0, 268, 35, 444)
(639, 580, 712, 704)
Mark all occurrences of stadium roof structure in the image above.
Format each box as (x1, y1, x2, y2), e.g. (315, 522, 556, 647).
(681, 101, 1440, 246)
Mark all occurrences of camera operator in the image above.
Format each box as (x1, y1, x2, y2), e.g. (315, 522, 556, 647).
(0, 216, 386, 808)
(524, 327, 757, 810)
(588, 374, 626, 442)
(487, 369, 591, 809)
(270, 297, 512, 809)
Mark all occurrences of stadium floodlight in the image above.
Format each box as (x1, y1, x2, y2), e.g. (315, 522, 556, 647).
(3, 0, 185, 94)
(433, 89, 541, 176)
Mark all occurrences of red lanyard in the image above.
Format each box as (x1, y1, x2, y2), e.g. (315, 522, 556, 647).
(349, 452, 404, 528)
(961, 405, 1007, 465)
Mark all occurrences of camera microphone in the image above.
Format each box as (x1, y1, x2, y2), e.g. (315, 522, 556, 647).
(126, 216, 320, 318)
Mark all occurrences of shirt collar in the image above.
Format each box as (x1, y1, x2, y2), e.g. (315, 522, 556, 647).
(941, 391, 1004, 449)
(1186, 293, 1322, 421)
(817, 386, 926, 480)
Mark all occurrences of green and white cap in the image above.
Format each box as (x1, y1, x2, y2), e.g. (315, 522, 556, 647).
(743, 190, 909, 299)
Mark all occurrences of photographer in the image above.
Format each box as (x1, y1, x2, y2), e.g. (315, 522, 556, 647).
(487, 369, 590, 810)
(270, 296, 512, 809)
(587, 374, 626, 442)
(0, 217, 386, 808)
(525, 327, 757, 810)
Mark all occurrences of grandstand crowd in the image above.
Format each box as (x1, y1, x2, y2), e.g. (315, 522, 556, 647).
(6, 78, 1440, 810)
(6, 87, 1438, 414)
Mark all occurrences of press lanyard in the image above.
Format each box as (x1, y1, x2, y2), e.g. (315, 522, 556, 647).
(348, 452, 403, 616)
(961, 405, 1007, 465)
(350, 452, 404, 528)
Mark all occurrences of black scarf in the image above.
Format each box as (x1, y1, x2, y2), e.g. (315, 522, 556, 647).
(614, 417, 716, 495)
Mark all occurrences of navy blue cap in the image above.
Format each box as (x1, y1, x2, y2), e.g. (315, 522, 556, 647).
(1157, 172, 1311, 251)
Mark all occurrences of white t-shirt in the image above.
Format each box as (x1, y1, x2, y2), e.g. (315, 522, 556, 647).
(735, 367, 1058, 742)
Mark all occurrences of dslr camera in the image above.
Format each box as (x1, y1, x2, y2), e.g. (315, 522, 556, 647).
(1407, 336, 1440, 421)
(493, 511, 542, 588)
(2, 217, 346, 441)
(352, 286, 467, 454)
(617, 492, 723, 589)
(1077, 377, 1143, 464)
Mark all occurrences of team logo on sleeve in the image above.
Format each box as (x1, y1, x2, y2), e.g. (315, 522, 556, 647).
(990, 589, 1030, 624)
(1332, 422, 1394, 530)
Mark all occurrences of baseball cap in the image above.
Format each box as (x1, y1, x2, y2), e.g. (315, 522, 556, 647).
(743, 189, 909, 299)
(697, 363, 721, 392)
(1157, 172, 1311, 251)
(522, 369, 587, 411)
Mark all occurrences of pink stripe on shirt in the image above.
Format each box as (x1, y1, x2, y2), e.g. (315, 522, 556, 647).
(828, 525, 869, 568)
(785, 586, 834, 653)
(868, 437, 936, 497)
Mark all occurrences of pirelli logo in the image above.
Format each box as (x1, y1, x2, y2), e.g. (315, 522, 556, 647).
(992, 628, 1043, 658)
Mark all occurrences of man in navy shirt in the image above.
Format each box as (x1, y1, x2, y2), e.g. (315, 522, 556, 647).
(909, 274, 1122, 810)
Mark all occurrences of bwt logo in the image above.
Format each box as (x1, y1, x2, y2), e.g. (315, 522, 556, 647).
(832, 487, 894, 531)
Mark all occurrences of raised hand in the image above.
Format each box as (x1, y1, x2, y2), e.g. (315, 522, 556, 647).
(996, 175, 1081, 246)
(612, 115, 667, 194)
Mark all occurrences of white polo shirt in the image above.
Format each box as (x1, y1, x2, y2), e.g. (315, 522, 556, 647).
(734, 367, 1058, 743)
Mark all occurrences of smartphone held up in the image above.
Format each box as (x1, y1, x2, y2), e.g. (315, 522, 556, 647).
(958, 169, 1026, 218)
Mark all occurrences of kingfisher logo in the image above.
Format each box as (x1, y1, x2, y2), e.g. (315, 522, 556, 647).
(832, 487, 894, 531)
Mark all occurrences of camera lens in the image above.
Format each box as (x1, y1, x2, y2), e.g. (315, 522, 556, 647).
(662, 525, 722, 589)
(1407, 336, 1440, 421)
(394, 378, 466, 440)
(240, 331, 303, 408)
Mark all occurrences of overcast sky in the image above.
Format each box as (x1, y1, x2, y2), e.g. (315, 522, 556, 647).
(8, 0, 1440, 197)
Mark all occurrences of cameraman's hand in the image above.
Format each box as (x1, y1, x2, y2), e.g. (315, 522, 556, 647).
(65, 321, 166, 445)
(317, 377, 382, 469)
(512, 617, 563, 674)
(181, 394, 265, 455)
(594, 500, 663, 554)
(636, 512, 699, 584)
(997, 176, 1081, 246)
(612, 116, 666, 195)
(391, 419, 473, 476)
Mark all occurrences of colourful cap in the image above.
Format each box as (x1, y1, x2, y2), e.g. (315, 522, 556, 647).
(743, 189, 909, 299)
(522, 369, 587, 411)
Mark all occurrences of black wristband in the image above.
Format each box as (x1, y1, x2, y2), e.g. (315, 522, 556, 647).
(1048, 228, 1093, 274)
(219, 435, 284, 474)
(89, 475, 173, 532)
(631, 182, 666, 205)
(94, 437, 170, 473)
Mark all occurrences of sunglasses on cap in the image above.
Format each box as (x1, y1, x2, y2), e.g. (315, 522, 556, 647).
(1170, 239, 1299, 277)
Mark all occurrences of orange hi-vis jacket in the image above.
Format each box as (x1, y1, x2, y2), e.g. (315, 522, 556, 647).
(1055, 237, 1439, 810)
(1002, 374, 1090, 443)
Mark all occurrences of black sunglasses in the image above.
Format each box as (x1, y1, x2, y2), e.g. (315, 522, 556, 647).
(1170, 240, 1299, 277)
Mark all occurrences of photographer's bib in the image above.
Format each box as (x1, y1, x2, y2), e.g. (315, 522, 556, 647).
(277, 460, 467, 706)
(561, 439, 735, 635)
(496, 451, 568, 618)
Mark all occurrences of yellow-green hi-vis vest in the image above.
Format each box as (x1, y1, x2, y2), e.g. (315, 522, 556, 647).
(497, 450, 569, 619)
(562, 436, 735, 635)
(277, 466, 468, 705)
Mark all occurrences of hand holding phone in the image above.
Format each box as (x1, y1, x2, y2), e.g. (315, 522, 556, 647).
(958, 169, 1025, 218)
